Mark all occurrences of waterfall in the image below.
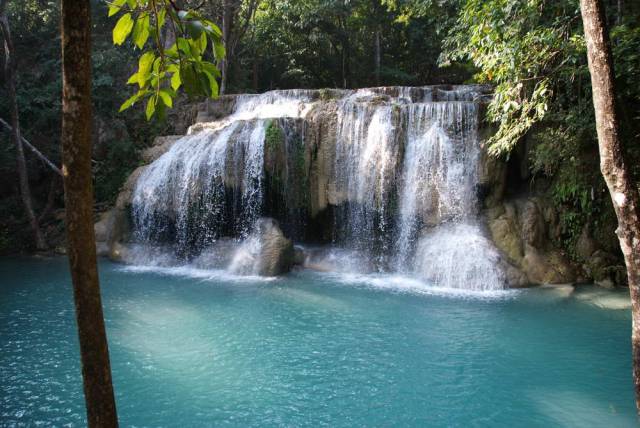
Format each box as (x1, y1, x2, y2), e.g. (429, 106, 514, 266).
(333, 100, 398, 259)
(394, 102, 480, 271)
(128, 85, 505, 290)
(132, 120, 266, 254)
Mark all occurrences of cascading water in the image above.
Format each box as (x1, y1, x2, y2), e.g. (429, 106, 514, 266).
(132, 120, 266, 253)
(333, 99, 398, 258)
(128, 85, 505, 290)
(391, 101, 505, 291)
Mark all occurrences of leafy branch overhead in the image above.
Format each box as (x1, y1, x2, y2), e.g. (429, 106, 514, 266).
(108, 0, 225, 120)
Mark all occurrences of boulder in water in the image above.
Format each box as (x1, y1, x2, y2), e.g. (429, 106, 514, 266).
(229, 218, 294, 276)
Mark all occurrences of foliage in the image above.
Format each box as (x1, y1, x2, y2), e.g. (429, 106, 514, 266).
(441, 0, 585, 155)
(107, 0, 225, 119)
(93, 138, 139, 203)
(225, 0, 470, 92)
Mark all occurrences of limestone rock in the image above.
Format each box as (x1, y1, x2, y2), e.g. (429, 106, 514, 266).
(306, 101, 339, 215)
(195, 96, 237, 123)
(522, 244, 576, 284)
(108, 241, 129, 263)
(487, 203, 523, 264)
(576, 225, 599, 261)
(520, 199, 545, 248)
(228, 218, 294, 276)
(141, 136, 181, 163)
(116, 166, 146, 210)
(485, 198, 577, 286)
(477, 147, 507, 209)
(257, 219, 295, 276)
(502, 262, 529, 288)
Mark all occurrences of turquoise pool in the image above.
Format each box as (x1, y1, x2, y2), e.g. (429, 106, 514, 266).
(0, 257, 637, 427)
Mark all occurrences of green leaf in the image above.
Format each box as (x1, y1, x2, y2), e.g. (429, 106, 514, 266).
(119, 91, 140, 112)
(171, 70, 182, 90)
(198, 31, 208, 53)
(186, 20, 206, 39)
(165, 43, 178, 58)
(126, 72, 139, 85)
(177, 38, 191, 56)
(132, 14, 150, 49)
(126, 0, 137, 8)
(213, 41, 225, 61)
(145, 96, 156, 120)
(107, 0, 126, 17)
(113, 13, 134, 45)
(181, 64, 199, 96)
(158, 89, 173, 108)
(202, 69, 219, 97)
(158, 8, 166, 30)
(188, 39, 202, 57)
(205, 22, 222, 38)
(202, 62, 221, 78)
(138, 52, 155, 78)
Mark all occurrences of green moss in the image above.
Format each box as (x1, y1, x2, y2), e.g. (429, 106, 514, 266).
(265, 120, 285, 152)
(319, 88, 340, 101)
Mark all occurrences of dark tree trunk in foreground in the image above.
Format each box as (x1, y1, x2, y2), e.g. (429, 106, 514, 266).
(0, 1, 47, 250)
(61, 0, 118, 426)
(580, 0, 640, 411)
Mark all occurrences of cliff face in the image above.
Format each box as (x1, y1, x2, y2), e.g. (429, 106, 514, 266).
(95, 86, 617, 287)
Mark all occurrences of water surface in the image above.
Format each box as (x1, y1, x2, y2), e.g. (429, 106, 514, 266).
(0, 257, 636, 427)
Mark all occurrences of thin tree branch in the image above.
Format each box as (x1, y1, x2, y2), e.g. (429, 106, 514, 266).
(0, 117, 63, 176)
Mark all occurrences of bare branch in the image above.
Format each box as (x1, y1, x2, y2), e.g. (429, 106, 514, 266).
(0, 117, 63, 176)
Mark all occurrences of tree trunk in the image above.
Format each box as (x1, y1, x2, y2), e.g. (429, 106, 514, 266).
(374, 29, 381, 86)
(580, 0, 640, 411)
(252, 55, 258, 92)
(0, 2, 47, 250)
(61, 1, 118, 426)
(617, 0, 622, 25)
(220, 0, 233, 95)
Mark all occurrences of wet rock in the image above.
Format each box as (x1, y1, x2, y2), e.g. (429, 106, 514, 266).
(293, 246, 305, 265)
(572, 286, 631, 310)
(94, 165, 143, 258)
(228, 218, 294, 276)
(487, 203, 523, 264)
(307, 101, 339, 214)
(94, 210, 115, 257)
(502, 262, 529, 288)
(108, 241, 130, 263)
(256, 218, 295, 276)
(584, 249, 620, 284)
(477, 147, 507, 209)
(520, 199, 545, 248)
(195, 96, 237, 123)
(141, 136, 182, 163)
(576, 225, 598, 260)
(522, 244, 576, 284)
(485, 198, 577, 285)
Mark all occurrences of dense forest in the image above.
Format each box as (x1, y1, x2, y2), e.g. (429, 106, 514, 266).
(2, 0, 637, 284)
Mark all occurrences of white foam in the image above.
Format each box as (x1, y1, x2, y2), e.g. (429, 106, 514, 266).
(324, 271, 517, 300)
(119, 264, 276, 284)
